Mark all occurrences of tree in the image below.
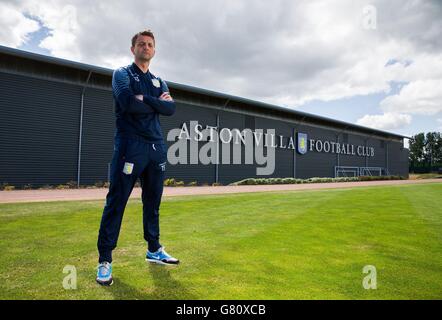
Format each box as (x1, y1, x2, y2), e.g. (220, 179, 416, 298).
(433, 132, 442, 164)
(409, 132, 442, 170)
(424, 132, 442, 166)
(408, 133, 425, 166)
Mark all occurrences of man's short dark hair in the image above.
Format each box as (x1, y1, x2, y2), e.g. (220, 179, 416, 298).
(131, 30, 155, 47)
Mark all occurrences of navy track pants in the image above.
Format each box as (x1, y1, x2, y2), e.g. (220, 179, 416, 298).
(97, 136, 167, 263)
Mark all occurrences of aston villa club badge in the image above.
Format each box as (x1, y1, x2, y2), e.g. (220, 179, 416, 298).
(152, 78, 161, 88)
(297, 132, 308, 154)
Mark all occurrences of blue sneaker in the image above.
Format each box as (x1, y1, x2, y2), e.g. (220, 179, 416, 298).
(146, 247, 180, 265)
(96, 261, 113, 286)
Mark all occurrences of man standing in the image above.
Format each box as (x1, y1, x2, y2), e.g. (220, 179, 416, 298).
(96, 30, 179, 286)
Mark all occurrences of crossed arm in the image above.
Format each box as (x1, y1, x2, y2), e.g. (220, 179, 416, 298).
(112, 68, 176, 116)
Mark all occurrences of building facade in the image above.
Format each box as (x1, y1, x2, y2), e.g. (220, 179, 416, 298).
(0, 46, 409, 187)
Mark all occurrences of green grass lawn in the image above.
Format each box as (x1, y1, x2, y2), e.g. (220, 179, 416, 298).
(0, 183, 441, 300)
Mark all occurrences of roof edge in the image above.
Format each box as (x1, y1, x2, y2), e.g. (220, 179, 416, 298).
(0, 45, 410, 140)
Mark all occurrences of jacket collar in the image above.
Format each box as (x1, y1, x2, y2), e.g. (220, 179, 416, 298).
(131, 62, 150, 77)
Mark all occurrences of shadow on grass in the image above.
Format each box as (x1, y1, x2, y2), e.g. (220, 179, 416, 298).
(103, 263, 197, 300)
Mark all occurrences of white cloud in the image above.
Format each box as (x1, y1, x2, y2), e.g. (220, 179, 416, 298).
(23, 1, 81, 60)
(0, 2, 40, 47)
(0, 0, 441, 117)
(356, 113, 412, 130)
(380, 79, 442, 115)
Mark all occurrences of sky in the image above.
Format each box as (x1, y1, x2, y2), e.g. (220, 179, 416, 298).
(1, 0, 442, 145)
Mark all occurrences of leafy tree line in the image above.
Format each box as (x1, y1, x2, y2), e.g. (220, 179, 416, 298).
(408, 132, 442, 172)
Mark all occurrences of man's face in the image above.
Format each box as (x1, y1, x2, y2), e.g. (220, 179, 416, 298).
(131, 35, 155, 62)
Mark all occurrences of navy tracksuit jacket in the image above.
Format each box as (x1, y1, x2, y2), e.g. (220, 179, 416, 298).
(97, 62, 176, 263)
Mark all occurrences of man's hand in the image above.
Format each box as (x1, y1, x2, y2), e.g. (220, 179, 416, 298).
(135, 93, 174, 102)
(159, 92, 174, 102)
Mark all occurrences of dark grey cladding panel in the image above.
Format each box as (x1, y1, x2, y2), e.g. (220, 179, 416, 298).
(254, 116, 294, 134)
(295, 124, 337, 178)
(80, 88, 115, 184)
(388, 141, 408, 177)
(219, 110, 245, 129)
(218, 110, 257, 184)
(271, 147, 295, 179)
(0, 71, 80, 186)
(160, 102, 217, 184)
(254, 116, 295, 179)
(399, 147, 409, 178)
(366, 138, 387, 168)
(338, 134, 366, 167)
(160, 101, 218, 138)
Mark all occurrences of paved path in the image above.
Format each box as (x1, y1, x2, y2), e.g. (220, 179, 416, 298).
(0, 179, 440, 204)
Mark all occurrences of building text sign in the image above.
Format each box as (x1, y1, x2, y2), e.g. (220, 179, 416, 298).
(171, 121, 375, 157)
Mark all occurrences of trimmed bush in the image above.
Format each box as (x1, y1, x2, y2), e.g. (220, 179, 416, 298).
(94, 181, 105, 188)
(55, 184, 70, 190)
(164, 178, 185, 187)
(66, 181, 77, 189)
(164, 178, 176, 186)
(230, 175, 403, 186)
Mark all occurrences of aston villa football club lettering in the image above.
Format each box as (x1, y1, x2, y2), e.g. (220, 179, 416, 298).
(172, 122, 375, 158)
(308, 137, 375, 157)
